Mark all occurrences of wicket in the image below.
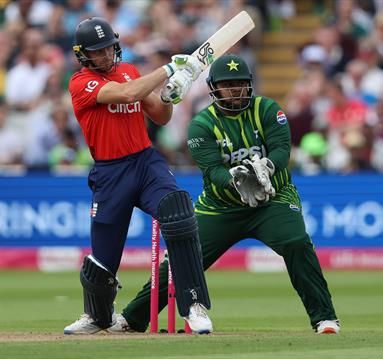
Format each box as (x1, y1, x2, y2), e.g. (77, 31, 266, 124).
(150, 218, 192, 334)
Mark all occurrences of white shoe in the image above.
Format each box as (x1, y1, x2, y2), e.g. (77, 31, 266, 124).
(64, 313, 107, 335)
(183, 303, 213, 334)
(107, 314, 136, 333)
(316, 320, 340, 334)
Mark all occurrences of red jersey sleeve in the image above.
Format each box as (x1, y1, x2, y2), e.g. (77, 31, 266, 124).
(69, 69, 109, 111)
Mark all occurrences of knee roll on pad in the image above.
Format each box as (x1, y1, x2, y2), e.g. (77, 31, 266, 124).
(157, 190, 211, 316)
(80, 255, 119, 329)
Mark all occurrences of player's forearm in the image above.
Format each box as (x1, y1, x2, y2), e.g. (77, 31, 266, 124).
(267, 146, 290, 171)
(207, 166, 233, 189)
(123, 67, 169, 102)
(142, 93, 173, 125)
(97, 67, 169, 104)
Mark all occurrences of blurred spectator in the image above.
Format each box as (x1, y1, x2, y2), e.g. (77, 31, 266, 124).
(53, 0, 91, 39)
(5, 27, 52, 111)
(367, 10, 383, 68)
(48, 128, 93, 171)
(0, 99, 24, 166)
(324, 76, 368, 132)
(23, 101, 75, 169)
(340, 58, 369, 100)
(285, 68, 327, 146)
(370, 98, 383, 171)
(341, 128, 375, 173)
(4, 0, 53, 30)
(299, 43, 328, 69)
(285, 78, 317, 147)
(0, 29, 14, 99)
(90, 0, 142, 38)
(321, 77, 370, 172)
(267, 0, 296, 31)
(340, 42, 383, 105)
(313, 24, 358, 76)
(354, 38, 383, 103)
(293, 131, 328, 175)
(333, 0, 373, 39)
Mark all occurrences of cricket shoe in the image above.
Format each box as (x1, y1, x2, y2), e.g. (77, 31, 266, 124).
(183, 303, 213, 334)
(64, 313, 114, 334)
(315, 319, 340, 334)
(107, 314, 137, 333)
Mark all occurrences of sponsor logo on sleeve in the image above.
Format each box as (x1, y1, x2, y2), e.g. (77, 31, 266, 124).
(289, 204, 301, 212)
(187, 137, 205, 148)
(276, 110, 287, 125)
(85, 80, 99, 93)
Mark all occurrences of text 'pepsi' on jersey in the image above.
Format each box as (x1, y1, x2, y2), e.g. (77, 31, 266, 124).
(69, 63, 152, 160)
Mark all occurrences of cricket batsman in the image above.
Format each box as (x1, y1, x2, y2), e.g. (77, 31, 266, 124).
(109, 54, 340, 335)
(63, 17, 212, 334)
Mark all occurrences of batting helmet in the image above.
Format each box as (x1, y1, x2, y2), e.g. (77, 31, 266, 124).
(73, 17, 122, 69)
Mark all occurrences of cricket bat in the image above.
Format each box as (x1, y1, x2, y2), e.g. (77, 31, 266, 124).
(167, 11, 255, 92)
(191, 10, 255, 70)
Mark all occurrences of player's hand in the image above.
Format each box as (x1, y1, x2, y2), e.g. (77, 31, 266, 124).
(171, 55, 202, 80)
(160, 70, 193, 105)
(229, 165, 268, 207)
(243, 155, 276, 197)
(162, 55, 202, 80)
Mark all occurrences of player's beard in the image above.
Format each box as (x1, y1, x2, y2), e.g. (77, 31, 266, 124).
(214, 86, 252, 113)
(88, 54, 116, 73)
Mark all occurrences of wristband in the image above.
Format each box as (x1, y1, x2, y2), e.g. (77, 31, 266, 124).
(162, 63, 175, 78)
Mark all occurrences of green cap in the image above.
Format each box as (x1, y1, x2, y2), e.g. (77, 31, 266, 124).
(207, 54, 252, 83)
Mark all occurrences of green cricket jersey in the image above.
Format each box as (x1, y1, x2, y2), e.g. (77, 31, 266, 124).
(187, 96, 298, 214)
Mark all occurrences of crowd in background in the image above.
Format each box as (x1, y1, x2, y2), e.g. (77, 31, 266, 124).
(0, 0, 382, 175)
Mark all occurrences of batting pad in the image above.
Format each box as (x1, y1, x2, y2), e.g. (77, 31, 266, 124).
(80, 255, 119, 329)
(158, 190, 211, 316)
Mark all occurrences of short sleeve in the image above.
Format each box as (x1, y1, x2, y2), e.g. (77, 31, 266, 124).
(69, 73, 109, 111)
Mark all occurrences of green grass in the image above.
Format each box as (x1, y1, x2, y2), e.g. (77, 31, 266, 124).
(0, 270, 382, 358)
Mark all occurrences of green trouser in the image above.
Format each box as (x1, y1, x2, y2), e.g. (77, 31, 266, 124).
(122, 201, 337, 332)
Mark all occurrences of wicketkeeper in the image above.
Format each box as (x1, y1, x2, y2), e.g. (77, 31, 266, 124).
(108, 54, 340, 335)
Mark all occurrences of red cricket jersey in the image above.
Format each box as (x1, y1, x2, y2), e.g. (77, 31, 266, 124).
(69, 63, 152, 160)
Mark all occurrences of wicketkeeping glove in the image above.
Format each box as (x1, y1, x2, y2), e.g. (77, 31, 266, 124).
(160, 70, 193, 105)
(229, 165, 268, 207)
(242, 154, 276, 197)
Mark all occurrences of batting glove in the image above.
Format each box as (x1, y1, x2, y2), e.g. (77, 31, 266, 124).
(160, 70, 193, 105)
(162, 54, 202, 80)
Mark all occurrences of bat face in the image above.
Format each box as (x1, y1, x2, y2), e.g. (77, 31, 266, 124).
(192, 11, 255, 70)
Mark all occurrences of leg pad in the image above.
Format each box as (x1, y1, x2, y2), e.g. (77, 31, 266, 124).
(80, 255, 119, 329)
(158, 191, 210, 316)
